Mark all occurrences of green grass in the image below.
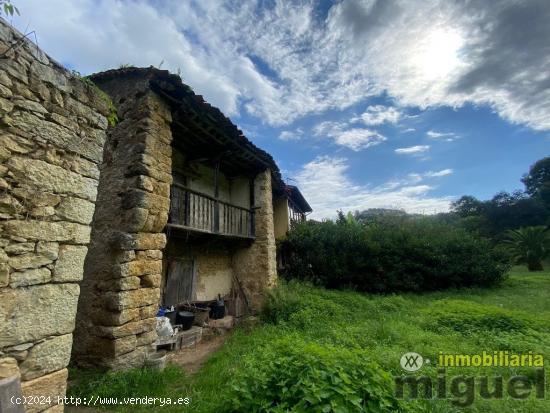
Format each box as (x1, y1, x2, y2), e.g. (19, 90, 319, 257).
(68, 266, 550, 412)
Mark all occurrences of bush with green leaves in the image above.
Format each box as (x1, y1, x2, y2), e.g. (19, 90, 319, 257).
(228, 337, 405, 413)
(501, 226, 549, 271)
(279, 217, 511, 292)
(423, 299, 536, 334)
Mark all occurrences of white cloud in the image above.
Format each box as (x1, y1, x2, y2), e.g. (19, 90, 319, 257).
(406, 168, 453, 184)
(295, 156, 453, 219)
(332, 129, 386, 151)
(425, 168, 453, 177)
(279, 128, 303, 141)
(361, 105, 402, 125)
(313, 121, 386, 151)
(395, 145, 430, 154)
(12, 0, 550, 130)
(426, 130, 459, 141)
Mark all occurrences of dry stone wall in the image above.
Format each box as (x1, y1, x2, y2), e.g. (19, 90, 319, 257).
(72, 74, 172, 369)
(233, 169, 278, 311)
(0, 19, 109, 412)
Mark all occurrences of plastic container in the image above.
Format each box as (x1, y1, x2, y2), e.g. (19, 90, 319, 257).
(144, 350, 167, 371)
(165, 310, 177, 325)
(176, 311, 195, 331)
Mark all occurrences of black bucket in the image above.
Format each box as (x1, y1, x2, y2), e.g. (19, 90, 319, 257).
(209, 303, 225, 320)
(176, 311, 195, 331)
(165, 310, 177, 326)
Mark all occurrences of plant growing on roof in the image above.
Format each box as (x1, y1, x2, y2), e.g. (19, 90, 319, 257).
(70, 70, 118, 127)
(0, 0, 19, 17)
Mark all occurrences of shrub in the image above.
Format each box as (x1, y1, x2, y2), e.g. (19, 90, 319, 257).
(424, 299, 534, 333)
(280, 217, 511, 292)
(228, 337, 405, 413)
(262, 281, 347, 325)
(501, 226, 550, 271)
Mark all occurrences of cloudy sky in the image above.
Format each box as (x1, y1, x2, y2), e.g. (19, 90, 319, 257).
(9, 0, 549, 218)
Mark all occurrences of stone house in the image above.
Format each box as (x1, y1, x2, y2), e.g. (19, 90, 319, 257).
(0, 19, 311, 412)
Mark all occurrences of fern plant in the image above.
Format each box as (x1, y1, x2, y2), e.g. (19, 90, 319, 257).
(502, 226, 550, 271)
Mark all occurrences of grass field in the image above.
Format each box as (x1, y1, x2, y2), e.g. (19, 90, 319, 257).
(69, 266, 550, 412)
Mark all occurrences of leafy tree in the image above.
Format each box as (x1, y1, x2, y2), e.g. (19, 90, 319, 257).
(451, 195, 484, 217)
(502, 226, 550, 271)
(522, 156, 550, 206)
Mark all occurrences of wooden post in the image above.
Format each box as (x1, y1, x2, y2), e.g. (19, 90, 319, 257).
(214, 160, 220, 233)
(249, 176, 255, 237)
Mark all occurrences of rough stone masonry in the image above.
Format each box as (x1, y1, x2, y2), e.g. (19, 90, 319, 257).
(0, 19, 109, 412)
(0, 17, 280, 412)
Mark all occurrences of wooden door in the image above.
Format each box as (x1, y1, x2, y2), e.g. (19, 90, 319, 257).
(164, 258, 196, 306)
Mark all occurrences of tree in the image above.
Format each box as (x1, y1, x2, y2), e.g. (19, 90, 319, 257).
(450, 195, 484, 217)
(501, 226, 550, 271)
(522, 156, 550, 206)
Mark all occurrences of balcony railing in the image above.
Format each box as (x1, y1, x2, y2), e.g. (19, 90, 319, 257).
(168, 183, 255, 239)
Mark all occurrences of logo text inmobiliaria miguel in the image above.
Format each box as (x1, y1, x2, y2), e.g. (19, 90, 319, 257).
(395, 351, 545, 407)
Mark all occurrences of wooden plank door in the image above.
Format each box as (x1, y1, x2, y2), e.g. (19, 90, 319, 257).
(164, 258, 196, 306)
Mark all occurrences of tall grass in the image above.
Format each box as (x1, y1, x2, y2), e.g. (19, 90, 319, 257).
(68, 267, 550, 412)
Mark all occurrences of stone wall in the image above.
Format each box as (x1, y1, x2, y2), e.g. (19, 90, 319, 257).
(72, 75, 172, 370)
(0, 19, 109, 412)
(233, 169, 278, 311)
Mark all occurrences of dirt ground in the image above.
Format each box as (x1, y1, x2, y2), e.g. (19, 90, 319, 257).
(167, 332, 229, 374)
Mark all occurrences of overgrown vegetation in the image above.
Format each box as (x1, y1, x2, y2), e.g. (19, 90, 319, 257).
(68, 268, 550, 412)
(279, 216, 510, 292)
(449, 156, 549, 239)
(501, 226, 550, 271)
(70, 69, 119, 126)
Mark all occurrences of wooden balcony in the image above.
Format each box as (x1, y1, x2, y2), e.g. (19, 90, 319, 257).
(167, 183, 255, 239)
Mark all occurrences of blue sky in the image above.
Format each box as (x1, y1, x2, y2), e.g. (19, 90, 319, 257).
(10, 0, 549, 218)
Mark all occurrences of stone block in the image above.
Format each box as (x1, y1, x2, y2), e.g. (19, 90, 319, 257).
(10, 267, 51, 288)
(136, 330, 157, 347)
(95, 318, 156, 339)
(11, 188, 61, 208)
(68, 156, 100, 180)
(105, 346, 147, 371)
(56, 197, 95, 225)
(0, 193, 23, 216)
(139, 305, 158, 320)
(2, 221, 91, 244)
(36, 242, 59, 261)
(8, 253, 52, 270)
(120, 189, 169, 213)
(8, 157, 98, 201)
(0, 263, 8, 287)
(110, 232, 167, 251)
(53, 245, 88, 282)
(103, 288, 160, 311)
(90, 308, 140, 327)
(19, 334, 73, 381)
(0, 284, 80, 347)
(21, 368, 68, 413)
(136, 250, 163, 260)
(97, 276, 141, 292)
(140, 273, 161, 288)
(208, 315, 235, 330)
(0, 357, 19, 379)
(117, 260, 162, 278)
